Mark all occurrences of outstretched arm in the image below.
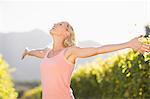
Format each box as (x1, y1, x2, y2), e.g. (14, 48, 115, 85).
(21, 47, 50, 60)
(71, 35, 150, 58)
(96, 42, 130, 54)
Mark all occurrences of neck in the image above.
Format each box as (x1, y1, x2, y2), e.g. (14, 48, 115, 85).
(52, 36, 66, 51)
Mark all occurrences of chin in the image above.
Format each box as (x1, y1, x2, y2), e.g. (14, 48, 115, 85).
(50, 31, 57, 36)
(50, 29, 53, 34)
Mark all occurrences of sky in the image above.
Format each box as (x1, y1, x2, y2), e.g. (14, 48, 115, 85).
(0, 0, 150, 45)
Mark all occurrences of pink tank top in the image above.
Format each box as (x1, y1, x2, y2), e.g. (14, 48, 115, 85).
(40, 47, 75, 99)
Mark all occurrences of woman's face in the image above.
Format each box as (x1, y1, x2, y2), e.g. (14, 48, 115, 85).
(50, 21, 70, 38)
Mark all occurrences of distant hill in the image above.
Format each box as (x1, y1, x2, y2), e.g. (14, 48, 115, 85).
(0, 29, 116, 82)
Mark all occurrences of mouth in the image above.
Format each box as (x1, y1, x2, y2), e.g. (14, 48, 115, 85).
(51, 27, 55, 30)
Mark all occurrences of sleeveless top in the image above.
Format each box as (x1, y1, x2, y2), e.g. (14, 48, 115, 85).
(40, 47, 75, 99)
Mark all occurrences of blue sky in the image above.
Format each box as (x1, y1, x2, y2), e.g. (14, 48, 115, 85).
(0, 0, 149, 45)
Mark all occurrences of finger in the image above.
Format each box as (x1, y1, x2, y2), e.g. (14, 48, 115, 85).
(21, 54, 25, 60)
(138, 47, 145, 53)
(141, 46, 150, 52)
(148, 45, 150, 50)
(144, 49, 149, 52)
(142, 44, 150, 49)
(140, 48, 150, 54)
(21, 52, 26, 60)
(21, 56, 24, 60)
(138, 50, 143, 54)
(137, 35, 143, 38)
(138, 50, 144, 54)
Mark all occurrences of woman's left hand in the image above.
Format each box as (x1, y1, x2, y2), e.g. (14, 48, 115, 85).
(128, 35, 150, 54)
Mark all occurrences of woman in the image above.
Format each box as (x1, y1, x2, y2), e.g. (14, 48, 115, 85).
(21, 21, 150, 99)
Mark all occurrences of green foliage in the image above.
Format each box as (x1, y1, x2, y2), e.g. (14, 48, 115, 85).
(71, 49, 150, 99)
(21, 85, 42, 99)
(0, 55, 18, 99)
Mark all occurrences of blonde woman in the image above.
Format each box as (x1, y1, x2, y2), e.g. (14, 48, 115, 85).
(21, 21, 150, 99)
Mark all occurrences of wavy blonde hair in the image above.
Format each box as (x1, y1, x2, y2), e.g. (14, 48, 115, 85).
(64, 22, 77, 47)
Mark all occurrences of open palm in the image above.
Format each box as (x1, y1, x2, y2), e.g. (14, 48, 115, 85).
(128, 35, 150, 54)
(21, 47, 29, 60)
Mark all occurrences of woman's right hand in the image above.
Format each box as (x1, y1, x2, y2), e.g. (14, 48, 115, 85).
(21, 47, 29, 60)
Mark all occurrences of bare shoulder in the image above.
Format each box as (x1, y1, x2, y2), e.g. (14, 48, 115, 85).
(66, 45, 80, 52)
(68, 45, 80, 50)
(66, 45, 80, 57)
(64, 46, 79, 64)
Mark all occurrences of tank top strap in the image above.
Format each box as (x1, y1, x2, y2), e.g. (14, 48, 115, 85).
(60, 47, 68, 56)
(44, 48, 51, 58)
